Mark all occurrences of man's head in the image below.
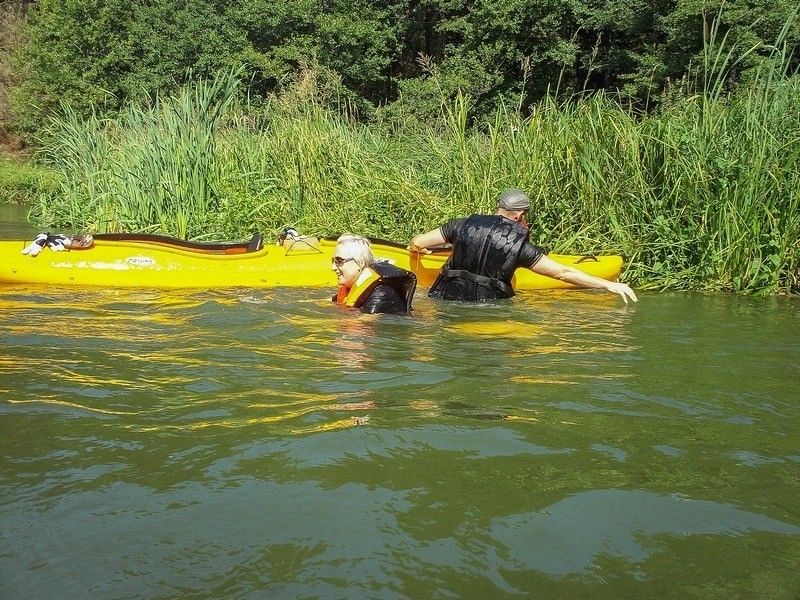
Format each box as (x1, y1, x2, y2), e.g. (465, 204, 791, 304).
(496, 188, 530, 226)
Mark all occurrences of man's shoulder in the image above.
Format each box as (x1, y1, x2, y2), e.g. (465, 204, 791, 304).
(440, 216, 469, 241)
(461, 214, 499, 228)
(465, 213, 526, 231)
(445, 215, 474, 226)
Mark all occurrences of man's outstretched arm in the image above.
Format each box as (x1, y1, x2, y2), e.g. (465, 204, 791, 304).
(531, 255, 639, 304)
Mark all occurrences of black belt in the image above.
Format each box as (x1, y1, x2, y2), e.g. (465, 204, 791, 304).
(441, 269, 514, 296)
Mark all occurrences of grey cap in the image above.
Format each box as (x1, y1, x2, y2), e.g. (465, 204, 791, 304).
(497, 188, 530, 211)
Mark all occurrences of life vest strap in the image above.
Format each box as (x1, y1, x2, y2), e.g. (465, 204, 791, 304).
(341, 269, 381, 307)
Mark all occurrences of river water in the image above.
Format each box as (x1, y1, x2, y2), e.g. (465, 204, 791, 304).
(1, 210, 799, 598)
(0, 203, 37, 239)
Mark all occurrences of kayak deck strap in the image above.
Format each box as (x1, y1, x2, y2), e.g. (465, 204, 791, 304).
(94, 232, 264, 253)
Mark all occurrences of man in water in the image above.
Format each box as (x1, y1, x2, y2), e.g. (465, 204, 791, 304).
(408, 188, 638, 304)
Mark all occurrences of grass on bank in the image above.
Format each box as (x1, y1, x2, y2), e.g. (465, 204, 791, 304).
(25, 49, 800, 294)
(0, 156, 59, 203)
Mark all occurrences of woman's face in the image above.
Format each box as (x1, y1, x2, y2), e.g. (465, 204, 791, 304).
(331, 247, 362, 287)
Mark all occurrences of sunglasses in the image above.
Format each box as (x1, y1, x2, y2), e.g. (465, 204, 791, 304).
(332, 256, 355, 267)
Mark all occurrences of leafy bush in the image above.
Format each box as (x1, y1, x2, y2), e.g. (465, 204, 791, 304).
(10, 0, 799, 139)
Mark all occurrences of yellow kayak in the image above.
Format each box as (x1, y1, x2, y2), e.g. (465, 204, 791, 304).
(0, 233, 622, 290)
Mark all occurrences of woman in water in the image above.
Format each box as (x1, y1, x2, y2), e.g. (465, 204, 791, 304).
(331, 234, 416, 315)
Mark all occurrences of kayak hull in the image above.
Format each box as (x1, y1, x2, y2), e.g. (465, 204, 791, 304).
(0, 237, 623, 290)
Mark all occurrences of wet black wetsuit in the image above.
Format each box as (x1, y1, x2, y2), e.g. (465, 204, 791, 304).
(359, 284, 408, 314)
(428, 215, 545, 301)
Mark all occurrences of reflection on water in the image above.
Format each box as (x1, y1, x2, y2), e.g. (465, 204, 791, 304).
(490, 489, 800, 578)
(1, 287, 799, 597)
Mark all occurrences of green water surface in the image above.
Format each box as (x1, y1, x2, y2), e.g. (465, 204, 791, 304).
(1, 283, 799, 599)
(1, 211, 799, 598)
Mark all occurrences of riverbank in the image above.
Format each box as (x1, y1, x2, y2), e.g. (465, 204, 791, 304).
(17, 67, 799, 295)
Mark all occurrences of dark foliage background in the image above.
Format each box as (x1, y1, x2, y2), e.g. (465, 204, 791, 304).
(7, 0, 800, 133)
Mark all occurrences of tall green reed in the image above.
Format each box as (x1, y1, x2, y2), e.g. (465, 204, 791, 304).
(33, 68, 240, 237)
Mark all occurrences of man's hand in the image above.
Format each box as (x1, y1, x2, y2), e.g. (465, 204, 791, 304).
(605, 282, 638, 304)
(407, 243, 431, 254)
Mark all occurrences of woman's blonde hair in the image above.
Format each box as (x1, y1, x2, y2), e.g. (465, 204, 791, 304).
(335, 234, 374, 270)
